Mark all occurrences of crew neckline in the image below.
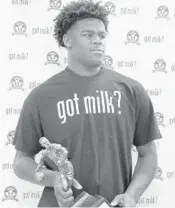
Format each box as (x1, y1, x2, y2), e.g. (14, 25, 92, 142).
(65, 66, 105, 79)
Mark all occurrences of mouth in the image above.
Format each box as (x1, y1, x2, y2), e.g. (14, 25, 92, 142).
(90, 49, 104, 54)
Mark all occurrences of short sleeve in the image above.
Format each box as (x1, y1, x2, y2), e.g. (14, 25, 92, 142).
(133, 84, 162, 146)
(13, 93, 44, 155)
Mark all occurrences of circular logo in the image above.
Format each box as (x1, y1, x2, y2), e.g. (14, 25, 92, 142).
(49, 0, 62, 8)
(127, 30, 139, 42)
(4, 186, 17, 199)
(155, 167, 162, 178)
(47, 51, 59, 63)
(155, 112, 164, 125)
(157, 6, 169, 18)
(11, 76, 23, 88)
(104, 1, 116, 14)
(104, 55, 113, 66)
(7, 131, 15, 144)
(154, 59, 166, 71)
(13, 21, 27, 34)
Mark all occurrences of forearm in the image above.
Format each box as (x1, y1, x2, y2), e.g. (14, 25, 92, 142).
(14, 156, 58, 187)
(126, 153, 158, 203)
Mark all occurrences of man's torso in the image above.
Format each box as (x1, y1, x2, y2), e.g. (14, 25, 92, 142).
(35, 67, 138, 206)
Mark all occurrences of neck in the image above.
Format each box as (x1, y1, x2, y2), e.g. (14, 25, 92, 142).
(67, 56, 101, 77)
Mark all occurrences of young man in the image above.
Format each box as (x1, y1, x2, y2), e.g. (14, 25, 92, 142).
(13, 0, 162, 207)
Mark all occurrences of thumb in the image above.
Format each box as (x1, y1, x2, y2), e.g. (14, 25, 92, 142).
(111, 194, 124, 206)
(72, 178, 83, 189)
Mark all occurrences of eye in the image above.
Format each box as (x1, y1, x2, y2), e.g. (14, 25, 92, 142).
(100, 35, 105, 39)
(84, 33, 92, 37)
(99, 34, 106, 39)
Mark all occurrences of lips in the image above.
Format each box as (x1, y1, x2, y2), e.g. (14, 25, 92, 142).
(91, 48, 104, 52)
(90, 49, 104, 55)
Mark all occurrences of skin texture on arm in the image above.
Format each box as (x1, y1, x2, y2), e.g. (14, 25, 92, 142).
(13, 150, 59, 187)
(13, 150, 82, 207)
(126, 141, 158, 203)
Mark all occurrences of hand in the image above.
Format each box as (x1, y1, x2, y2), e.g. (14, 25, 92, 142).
(111, 193, 137, 207)
(54, 173, 82, 207)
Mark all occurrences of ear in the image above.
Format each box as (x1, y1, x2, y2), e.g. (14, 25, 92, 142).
(63, 34, 72, 48)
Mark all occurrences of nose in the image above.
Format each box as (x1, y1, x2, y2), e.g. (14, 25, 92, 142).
(92, 36, 103, 45)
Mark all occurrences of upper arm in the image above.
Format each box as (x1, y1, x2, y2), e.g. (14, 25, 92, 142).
(13, 150, 35, 175)
(14, 150, 35, 161)
(14, 150, 35, 165)
(136, 141, 157, 158)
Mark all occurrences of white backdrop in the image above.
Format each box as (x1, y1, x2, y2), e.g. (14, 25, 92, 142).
(1, 0, 175, 207)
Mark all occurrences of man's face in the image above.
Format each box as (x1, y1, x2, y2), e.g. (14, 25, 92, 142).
(67, 18, 107, 67)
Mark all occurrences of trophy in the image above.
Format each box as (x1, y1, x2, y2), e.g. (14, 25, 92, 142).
(35, 137, 112, 207)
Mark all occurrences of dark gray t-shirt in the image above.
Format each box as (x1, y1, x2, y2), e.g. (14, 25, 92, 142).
(13, 66, 162, 207)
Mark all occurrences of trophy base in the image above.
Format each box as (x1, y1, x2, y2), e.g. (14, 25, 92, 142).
(71, 191, 111, 207)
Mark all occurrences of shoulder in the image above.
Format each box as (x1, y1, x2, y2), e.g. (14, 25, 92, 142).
(28, 69, 67, 99)
(103, 67, 147, 99)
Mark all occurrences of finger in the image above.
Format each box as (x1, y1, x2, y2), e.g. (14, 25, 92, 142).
(72, 178, 83, 189)
(54, 174, 72, 197)
(60, 173, 69, 191)
(56, 198, 62, 207)
(55, 185, 73, 199)
(111, 194, 124, 206)
(62, 196, 74, 207)
(56, 195, 74, 207)
(62, 188, 73, 199)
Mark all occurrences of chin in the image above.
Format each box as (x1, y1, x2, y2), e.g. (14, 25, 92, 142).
(87, 59, 103, 68)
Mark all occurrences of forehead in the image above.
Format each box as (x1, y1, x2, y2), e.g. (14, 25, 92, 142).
(71, 18, 106, 33)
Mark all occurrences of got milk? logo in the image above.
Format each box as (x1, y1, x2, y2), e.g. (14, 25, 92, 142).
(120, 7, 140, 16)
(45, 51, 60, 65)
(103, 55, 114, 70)
(125, 30, 140, 45)
(2, 186, 19, 202)
(48, 0, 62, 11)
(153, 59, 167, 73)
(155, 6, 170, 20)
(154, 167, 163, 181)
(5, 131, 15, 145)
(57, 91, 122, 124)
(155, 112, 166, 127)
(12, 21, 27, 36)
(104, 1, 116, 16)
(12, 0, 31, 6)
(8, 76, 24, 91)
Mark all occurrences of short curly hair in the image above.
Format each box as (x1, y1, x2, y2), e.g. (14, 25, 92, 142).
(53, 0, 109, 47)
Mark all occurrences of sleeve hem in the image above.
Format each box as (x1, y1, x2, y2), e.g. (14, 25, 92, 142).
(133, 135, 162, 147)
(13, 145, 40, 156)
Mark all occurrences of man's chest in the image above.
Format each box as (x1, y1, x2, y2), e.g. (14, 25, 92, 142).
(38, 84, 136, 144)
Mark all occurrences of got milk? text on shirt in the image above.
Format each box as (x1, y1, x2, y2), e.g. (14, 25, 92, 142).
(57, 90, 122, 124)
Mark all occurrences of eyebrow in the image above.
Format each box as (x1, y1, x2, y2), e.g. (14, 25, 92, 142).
(81, 29, 106, 34)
